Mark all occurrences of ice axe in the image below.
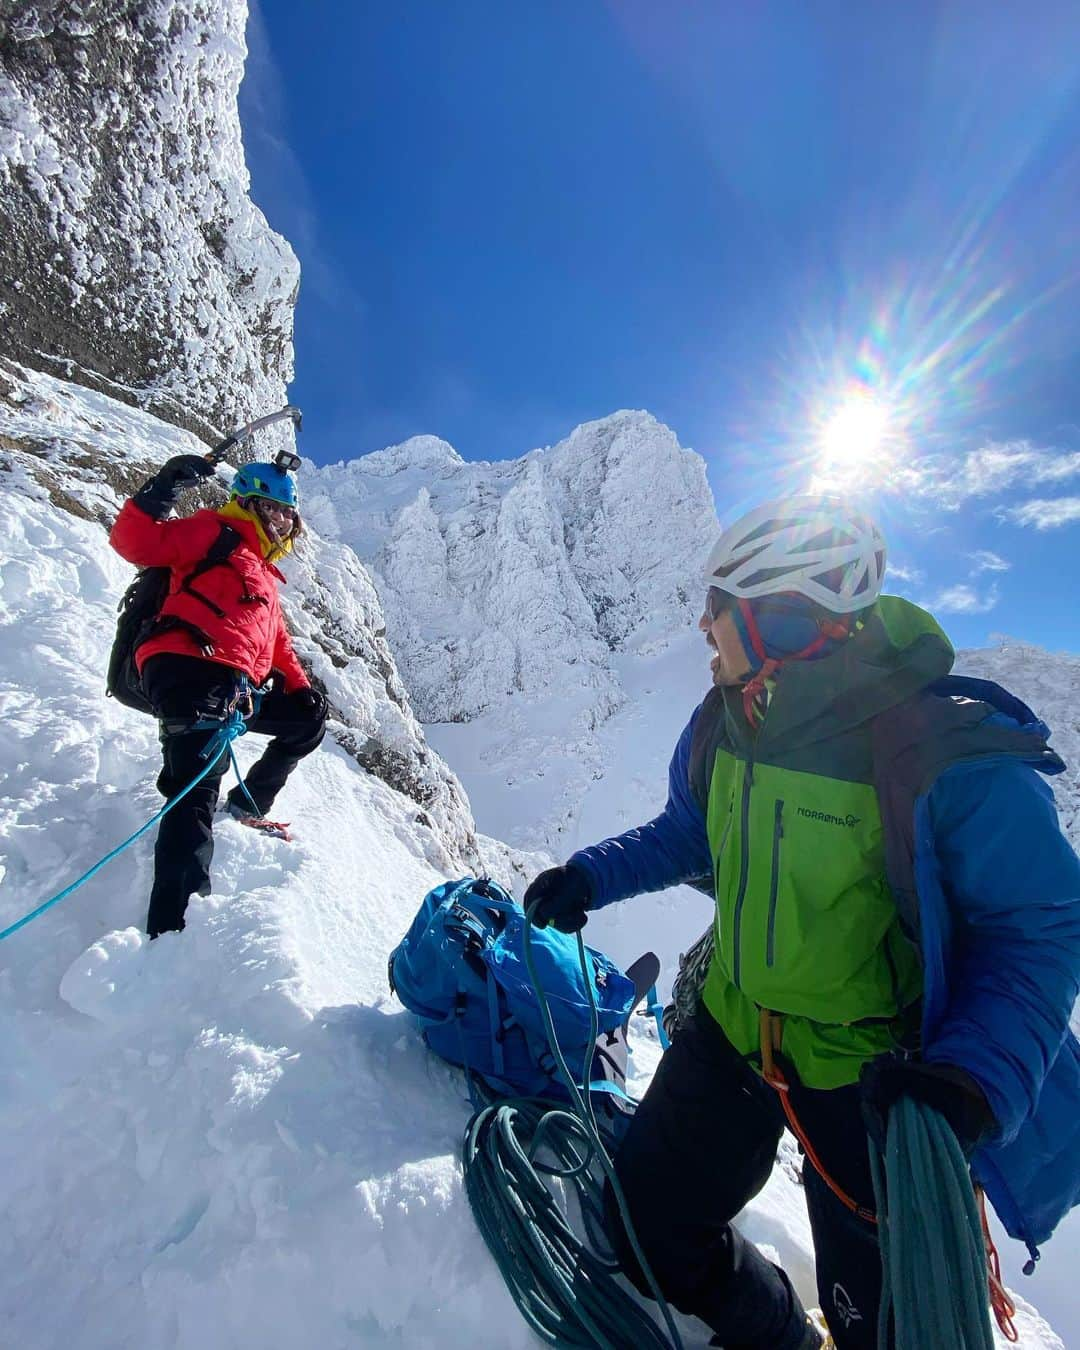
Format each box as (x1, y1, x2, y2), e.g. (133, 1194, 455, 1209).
(205, 405, 303, 471)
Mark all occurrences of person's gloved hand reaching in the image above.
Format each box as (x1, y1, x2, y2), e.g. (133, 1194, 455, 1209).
(860, 1055, 996, 1154)
(523, 863, 593, 933)
(133, 454, 216, 520)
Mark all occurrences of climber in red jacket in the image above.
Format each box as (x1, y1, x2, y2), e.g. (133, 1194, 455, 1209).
(110, 454, 327, 937)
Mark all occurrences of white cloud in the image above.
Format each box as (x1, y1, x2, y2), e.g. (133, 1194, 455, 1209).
(1001, 496, 1080, 530)
(906, 442, 1080, 508)
(920, 583, 1000, 615)
(886, 561, 924, 585)
(967, 549, 1011, 574)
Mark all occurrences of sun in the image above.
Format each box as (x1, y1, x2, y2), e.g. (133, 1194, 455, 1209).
(819, 395, 889, 471)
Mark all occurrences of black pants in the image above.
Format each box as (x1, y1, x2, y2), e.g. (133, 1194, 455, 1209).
(604, 1011, 884, 1350)
(142, 655, 326, 938)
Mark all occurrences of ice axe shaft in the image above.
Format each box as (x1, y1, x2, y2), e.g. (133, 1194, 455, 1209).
(205, 405, 302, 466)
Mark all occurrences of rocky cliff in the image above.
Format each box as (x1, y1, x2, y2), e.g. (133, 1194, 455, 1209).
(0, 0, 296, 444)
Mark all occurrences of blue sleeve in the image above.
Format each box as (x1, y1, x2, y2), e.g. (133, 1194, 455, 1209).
(925, 760, 1080, 1144)
(568, 708, 713, 909)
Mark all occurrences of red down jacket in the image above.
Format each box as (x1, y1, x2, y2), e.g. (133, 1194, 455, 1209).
(109, 502, 309, 693)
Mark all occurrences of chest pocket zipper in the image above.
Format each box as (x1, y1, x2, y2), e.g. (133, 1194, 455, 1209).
(766, 798, 784, 967)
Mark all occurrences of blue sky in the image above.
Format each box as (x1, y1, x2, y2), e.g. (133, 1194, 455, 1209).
(240, 1, 1080, 652)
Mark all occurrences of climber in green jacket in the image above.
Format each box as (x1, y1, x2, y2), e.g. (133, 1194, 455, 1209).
(525, 496, 1080, 1350)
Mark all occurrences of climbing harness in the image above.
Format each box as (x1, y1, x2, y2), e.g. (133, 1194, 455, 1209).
(0, 710, 251, 942)
(759, 1009, 878, 1225)
(461, 903, 685, 1349)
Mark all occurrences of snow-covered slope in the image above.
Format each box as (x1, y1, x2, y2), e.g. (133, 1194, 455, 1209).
(0, 376, 1065, 1349)
(303, 411, 717, 855)
(954, 640, 1080, 840)
(0, 0, 296, 441)
(0, 368, 1068, 1344)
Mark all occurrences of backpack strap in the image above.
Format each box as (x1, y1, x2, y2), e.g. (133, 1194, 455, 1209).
(179, 524, 266, 618)
(486, 974, 506, 1082)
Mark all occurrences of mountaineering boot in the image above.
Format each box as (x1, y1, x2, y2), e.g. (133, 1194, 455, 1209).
(221, 798, 293, 841)
(805, 1308, 834, 1347)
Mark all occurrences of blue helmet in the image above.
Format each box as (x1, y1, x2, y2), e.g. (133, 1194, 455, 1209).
(230, 462, 298, 510)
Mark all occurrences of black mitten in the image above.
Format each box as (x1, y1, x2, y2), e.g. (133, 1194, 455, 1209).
(132, 454, 216, 520)
(861, 1055, 996, 1153)
(523, 864, 593, 933)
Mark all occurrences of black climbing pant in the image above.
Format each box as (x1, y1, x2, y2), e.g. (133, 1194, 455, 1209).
(604, 1009, 885, 1350)
(141, 655, 326, 938)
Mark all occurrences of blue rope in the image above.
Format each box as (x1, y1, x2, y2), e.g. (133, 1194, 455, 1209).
(0, 713, 248, 943)
(226, 740, 262, 815)
(870, 1096, 996, 1350)
(519, 908, 685, 1349)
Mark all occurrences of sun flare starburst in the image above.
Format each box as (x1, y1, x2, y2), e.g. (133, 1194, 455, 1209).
(820, 397, 889, 470)
(811, 389, 899, 491)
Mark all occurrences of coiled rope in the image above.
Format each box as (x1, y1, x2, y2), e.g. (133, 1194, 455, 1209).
(461, 905, 684, 1349)
(870, 1095, 1007, 1349)
(0, 712, 249, 942)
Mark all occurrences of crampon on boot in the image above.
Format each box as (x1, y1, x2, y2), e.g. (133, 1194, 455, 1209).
(222, 799, 293, 841)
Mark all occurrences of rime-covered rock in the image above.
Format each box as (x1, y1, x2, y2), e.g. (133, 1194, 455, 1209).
(304, 410, 717, 718)
(0, 0, 296, 444)
(302, 410, 719, 851)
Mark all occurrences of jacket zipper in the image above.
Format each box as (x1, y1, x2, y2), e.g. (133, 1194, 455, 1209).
(713, 803, 735, 896)
(766, 798, 784, 967)
(731, 755, 755, 988)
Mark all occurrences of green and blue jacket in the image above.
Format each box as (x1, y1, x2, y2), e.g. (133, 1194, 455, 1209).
(570, 597, 1080, 1256)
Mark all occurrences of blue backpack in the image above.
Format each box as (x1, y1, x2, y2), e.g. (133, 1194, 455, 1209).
(388, 876, 642, 1101)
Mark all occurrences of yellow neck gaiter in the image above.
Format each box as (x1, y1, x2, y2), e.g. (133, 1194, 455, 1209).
(219, 499, 295, 565)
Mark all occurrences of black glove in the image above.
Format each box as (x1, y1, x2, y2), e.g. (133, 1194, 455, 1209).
(860, 1055, 997, 1154)
(132, 454, 216, 520)
(523, 864, 593, 934)
(292, 687, 328, 721)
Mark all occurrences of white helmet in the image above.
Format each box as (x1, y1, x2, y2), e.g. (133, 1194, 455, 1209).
(703, 496, 887, 615)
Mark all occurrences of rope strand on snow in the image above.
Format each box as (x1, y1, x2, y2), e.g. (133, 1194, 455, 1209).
(0, 712, 249, 942)
(460, 904, 684, 1349)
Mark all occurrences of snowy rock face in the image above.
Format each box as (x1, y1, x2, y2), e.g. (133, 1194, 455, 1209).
(305, 413, 715, 722)
(303, 412, 718, 852)
(0, 0, 297, 442)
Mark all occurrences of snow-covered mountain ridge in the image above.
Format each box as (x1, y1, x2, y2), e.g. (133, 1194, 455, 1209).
(303, 410, 718, 854)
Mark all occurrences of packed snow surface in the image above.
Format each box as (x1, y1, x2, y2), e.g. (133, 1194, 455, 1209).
(0, 374, 1073, 1347)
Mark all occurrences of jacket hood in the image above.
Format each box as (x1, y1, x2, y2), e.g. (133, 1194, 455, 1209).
(727, 595, 955, 748)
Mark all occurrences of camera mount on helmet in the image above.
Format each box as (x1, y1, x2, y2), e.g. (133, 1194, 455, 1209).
(273, 447, 302, 474)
